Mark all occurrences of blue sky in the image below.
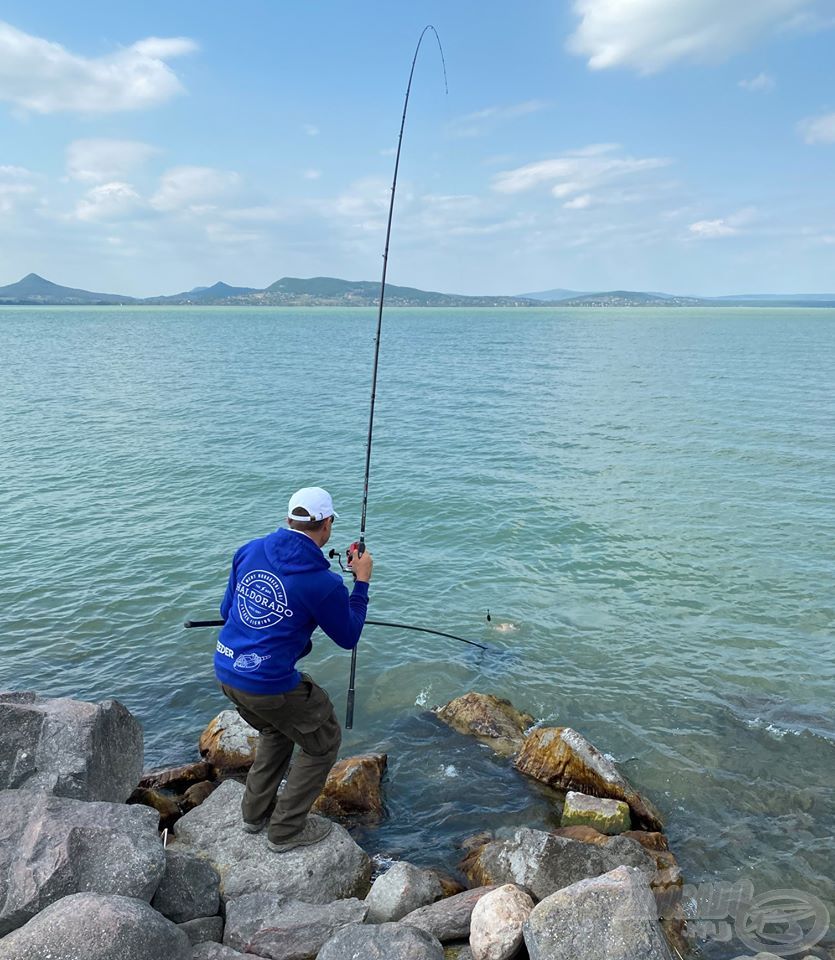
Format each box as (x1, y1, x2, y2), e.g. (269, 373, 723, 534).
(1, 0, 834, 296)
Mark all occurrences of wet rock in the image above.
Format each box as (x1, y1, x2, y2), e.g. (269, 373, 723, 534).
(523, 865, 673, 959)
(514, 727, 664, 830)
(462, 827, 655, 903)
(0, 691, 143, 803)
(151, 847, 221, 922)
(445, 947, 474, 960)
(623, 830, 669, 851)
(172, 779, 371, 903)
(365, 860, 444, 922)
(138, 761, 212, 792)
(199, 710, 258, 772)
(183, 779, 219, 811)
(434, 693, 534, 757)
(318, 921, 444, 959)
(470, 883, 534, 960)
(433, 870, 468, 898)
(224, 891, 367, 958)
(179, 915, 224, 944)
(561, 790, 632, 835)
(0, 892, 191, 960)
(191, 945, 248, 960)
(313, 752, 387, 818)
(551, 825, 610, 845)
(401, 885, 498, 942)
(127, 785, 182, 829)
(0, 789, 164, 935)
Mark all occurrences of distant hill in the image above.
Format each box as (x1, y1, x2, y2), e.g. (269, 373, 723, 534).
(0, 273, 135, 305)
(519, 287, 587, 301)
(147, 281, 261, 304)
(558, 290, 703, 307)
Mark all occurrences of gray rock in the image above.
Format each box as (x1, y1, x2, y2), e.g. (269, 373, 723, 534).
(0, 892, 191, 960)
(0, 691, 143, 802)
(179, 915, 224, 944)
(470, 883, 534, 960)
(471, 828, 655, 901)
(198, 710, 259, 771)
(400, 885, 497, 942)
(152, 847, 221, 922)
(523, 865, 674, 960)
(172, 780, 370, 903)
(191, 945, 248, 960)
(365, 860, 444, 922)
(561, 790, 632, 835)
(317, 921, 444, 959)
(446, 948, 474, 960)
(0, 789, 164, 935)
(224, 891, 367, 959)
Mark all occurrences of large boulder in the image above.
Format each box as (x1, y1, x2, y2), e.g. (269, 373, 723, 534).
(561, 790, 632, 835)
(191, 946, 248, 960)
(365, 860, 444, 923)
(434, 693, 534, 757)
(313, 753, 387, 818)
(523, 865, 674, 960)
(317, 921, 444, 959)
(224, 891, 367, 958)
(469, 884, 534, 960)
(151, 847, 221, 922)
(0, 892, 191, 960)
(514, 727, 663, 830)
(0, 790, 164, 935)
(172, 779, 371, 903)
(179, 915, 224, 944)
(401, 886, 498, 943)
(0, 691, 143, 803)
(199, 710, 258, 772)
(462, 828, 655, 903)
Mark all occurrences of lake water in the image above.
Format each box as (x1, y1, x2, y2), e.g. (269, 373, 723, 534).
(1, 306, 833, 957)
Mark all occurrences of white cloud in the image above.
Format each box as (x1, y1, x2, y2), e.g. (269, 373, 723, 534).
(564, 194, 593, 209)
(74, 182, 144, 222)
(151, 166, 241, 213)
(739, 72, 776, 92)
(448, 100, 550, 137)
(567, 0, 811, 73)
(0, 20, 196, 113)
(688, 207, 756, 238)
(492, 144, 671, 199)
(304, 124, 320, 136)
(303, 169, 322, 180)
(331, 177, 392, 223)
(798, 111, 835, 143)
(66, 139, 159, 183)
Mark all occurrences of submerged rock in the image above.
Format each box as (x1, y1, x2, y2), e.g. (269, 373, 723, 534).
(523, 865, 673, 960)
(514, 726, 663, 830)
(172, 779, 370, 903)
(139, 761, 213, 793)
(312, 752, 387, 818)
(561, 790, 632, 835)
(0, 691, 143, 803)
(400, 885, 498, 942)
(198, 710, 258, 772)
(365, 860, 444, 923)
(469, 883, 534, 960)
(0, 892, 191, 960)
(318, 921, 444, 960)
(434, 693, 534, 756)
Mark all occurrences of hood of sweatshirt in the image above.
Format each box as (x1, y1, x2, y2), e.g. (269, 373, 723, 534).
(263, 527, 330, 576)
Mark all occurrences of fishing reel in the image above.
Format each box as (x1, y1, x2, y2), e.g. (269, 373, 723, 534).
(329, 541, 366, 577)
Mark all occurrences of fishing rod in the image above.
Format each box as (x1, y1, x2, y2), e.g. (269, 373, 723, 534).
(183, 618, 487, 651)
(345, 25, 447, 730)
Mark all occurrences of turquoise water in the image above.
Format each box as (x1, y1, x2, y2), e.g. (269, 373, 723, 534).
(2, 306, 833, 956)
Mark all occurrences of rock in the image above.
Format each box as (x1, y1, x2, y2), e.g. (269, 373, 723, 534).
(514, 727, 664, 830)
(172, 779, 370, 903)
(401, 885, 498, 942)
(462, 828, 655, 903)
(318, 921, 444, 959)
(0, 892, 191, 960)
(151, 847, 221, 922)
(199, 710, 258, 772)
(432, 870, 467, 898)
(313, 752, 387, 818)
(365, 860, 444, 922)
(622, 830, 669, 852)
(139, 761, 213, 792)
(127, 785, 182, 829)
(224, 891, 367, 958)
(191, 945, 248, 960)
(551, 825, 609, 845)
(0, 789, 165, 935)
(523, 865, 673, 959)
(445, 947, 474, 960)
(561, 790, 632, 835)
(0, 691, 143, 803)
(183, 780, 219, 811)
(179, 915, 224, 944)
(434, 693, 534, 756)
(470, 883, 534, 960)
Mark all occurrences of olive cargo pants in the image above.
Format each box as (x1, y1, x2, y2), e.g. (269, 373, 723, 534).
(220, 675, 341, 842)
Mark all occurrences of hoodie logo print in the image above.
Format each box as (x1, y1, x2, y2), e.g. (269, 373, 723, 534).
(236, 569, 294, 630)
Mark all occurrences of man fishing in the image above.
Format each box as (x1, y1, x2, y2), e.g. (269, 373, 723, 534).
(214, 486, 372, 852)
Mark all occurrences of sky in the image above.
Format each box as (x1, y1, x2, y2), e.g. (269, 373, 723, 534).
(1, 0, 834, 297)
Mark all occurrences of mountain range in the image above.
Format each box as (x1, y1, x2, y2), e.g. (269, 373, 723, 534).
(2, 273, 834, 308)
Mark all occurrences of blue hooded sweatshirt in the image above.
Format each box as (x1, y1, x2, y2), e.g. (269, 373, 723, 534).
(214, 527, 369, 694)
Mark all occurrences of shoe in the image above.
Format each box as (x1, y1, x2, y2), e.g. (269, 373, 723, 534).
(267, 816, 333, 852)
(242, 817, 267, 834)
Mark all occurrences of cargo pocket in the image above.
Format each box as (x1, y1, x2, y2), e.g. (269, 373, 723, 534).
(291, 683, 341, 757)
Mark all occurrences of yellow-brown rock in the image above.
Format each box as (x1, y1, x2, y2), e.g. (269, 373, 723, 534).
(552, 825, 609, 845)
(513, 726, 663, 831)
(312, 753, 387, 818)
(182, 779, 218, 812)
(127, 786, 182, 829)
(138, 761, 212, 793)
(434, 693, 534, 757)
(198, 710, 258, 772)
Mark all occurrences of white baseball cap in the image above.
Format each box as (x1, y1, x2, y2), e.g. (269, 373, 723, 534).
(287, 487, 339, 522)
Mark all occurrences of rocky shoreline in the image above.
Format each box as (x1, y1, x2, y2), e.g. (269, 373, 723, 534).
(0, 688, 791, 960)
